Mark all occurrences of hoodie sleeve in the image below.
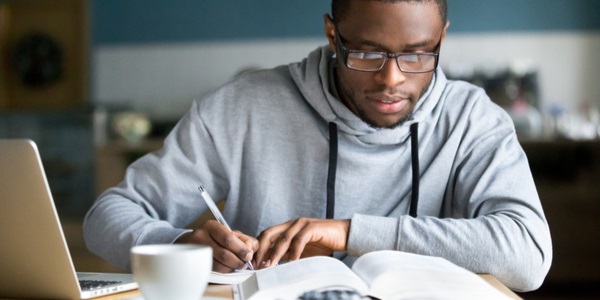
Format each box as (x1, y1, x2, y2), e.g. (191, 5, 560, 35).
(347, 93, 552, 292)
(83, 100, 228, 271)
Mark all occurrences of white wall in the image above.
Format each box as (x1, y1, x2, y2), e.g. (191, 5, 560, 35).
(441, 31, 600, 113)
(93, 31, 600, 121)
(92, 39, 326, 121)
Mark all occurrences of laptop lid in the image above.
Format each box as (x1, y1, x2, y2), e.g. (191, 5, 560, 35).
(0, 139, 136, 299)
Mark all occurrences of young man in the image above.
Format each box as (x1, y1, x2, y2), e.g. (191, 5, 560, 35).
(84, 0, 552, 292)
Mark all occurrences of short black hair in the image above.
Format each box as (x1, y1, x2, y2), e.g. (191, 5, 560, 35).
(331, 0, 447, 27)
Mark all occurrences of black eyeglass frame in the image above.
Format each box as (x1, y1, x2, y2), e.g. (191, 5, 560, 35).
(334, 28, 442, 74)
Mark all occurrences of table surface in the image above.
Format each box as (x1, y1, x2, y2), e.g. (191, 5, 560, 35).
(92, 274, 522, 300)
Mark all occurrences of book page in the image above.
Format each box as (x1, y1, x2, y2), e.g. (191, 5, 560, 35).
(209, 270, 254, 285)
(352, 251, 511, 300)
(237, 256, 369, 300)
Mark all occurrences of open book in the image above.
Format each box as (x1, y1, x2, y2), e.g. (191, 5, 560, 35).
(232, 250, 513, 300)
(210, 269, 254, 285)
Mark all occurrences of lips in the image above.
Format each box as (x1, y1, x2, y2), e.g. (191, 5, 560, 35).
(369, 95, 410, 114)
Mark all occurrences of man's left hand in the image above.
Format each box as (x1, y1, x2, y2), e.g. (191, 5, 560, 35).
(253, 218, 350, 269)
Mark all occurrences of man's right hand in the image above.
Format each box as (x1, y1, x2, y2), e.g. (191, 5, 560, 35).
(174, 220, 259, 273)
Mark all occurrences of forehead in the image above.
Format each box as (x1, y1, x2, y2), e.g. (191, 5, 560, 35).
(336, 1, 442, 45)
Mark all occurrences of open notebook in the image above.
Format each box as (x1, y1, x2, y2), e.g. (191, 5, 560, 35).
(0, 139, 137, 299)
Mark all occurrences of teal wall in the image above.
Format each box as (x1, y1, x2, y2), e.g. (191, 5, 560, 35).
(92, 0, 600, 45)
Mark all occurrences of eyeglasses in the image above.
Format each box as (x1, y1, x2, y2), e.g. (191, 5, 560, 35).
(335, 28, 441, 74)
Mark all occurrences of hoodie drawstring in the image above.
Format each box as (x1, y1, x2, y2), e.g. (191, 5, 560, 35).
(326, 122, 338, 219)
(326, 122, 420, 219)
(409, 123, 419, 217)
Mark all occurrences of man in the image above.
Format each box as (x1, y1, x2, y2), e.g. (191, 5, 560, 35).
(84, 0, 552, 292)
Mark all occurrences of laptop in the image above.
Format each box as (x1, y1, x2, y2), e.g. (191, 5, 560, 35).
(0, 139, 138, 299)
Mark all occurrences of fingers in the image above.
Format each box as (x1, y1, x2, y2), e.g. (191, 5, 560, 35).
(179, 220, 258, 273)
(181, 218, 350, 272)
(266, 219, 310, 265)
(236, 230, 260, 264)
(254, 218, 318, 268)
(209, 221, 259, 271)
(254, 218, 351, 269)
(253, 222, 286, 268)
(209, 231, 251, 272)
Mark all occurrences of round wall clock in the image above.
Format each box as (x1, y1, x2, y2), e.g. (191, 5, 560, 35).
(13, 32, 64, 87)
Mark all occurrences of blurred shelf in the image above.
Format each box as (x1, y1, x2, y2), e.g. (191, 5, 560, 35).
(95, 138, 163, 196)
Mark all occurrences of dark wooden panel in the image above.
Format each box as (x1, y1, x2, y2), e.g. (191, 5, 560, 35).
(522, 140, 600, 285)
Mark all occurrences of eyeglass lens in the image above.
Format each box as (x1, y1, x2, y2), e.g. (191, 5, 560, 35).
(346, 52, 437, 72)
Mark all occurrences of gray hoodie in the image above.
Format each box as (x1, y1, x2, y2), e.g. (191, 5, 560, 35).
(84, 46, 551, 292)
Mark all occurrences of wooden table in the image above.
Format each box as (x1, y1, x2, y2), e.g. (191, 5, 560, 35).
(94, 284, 233, 299)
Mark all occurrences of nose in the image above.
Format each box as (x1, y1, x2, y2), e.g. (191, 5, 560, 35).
(374, 57, 407, 87)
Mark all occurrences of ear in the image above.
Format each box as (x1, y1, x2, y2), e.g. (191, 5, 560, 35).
(440, 20, 450, 44)
(323, 14, 336, 53)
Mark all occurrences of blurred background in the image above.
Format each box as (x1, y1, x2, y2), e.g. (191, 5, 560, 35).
(0, 0, 598, 298)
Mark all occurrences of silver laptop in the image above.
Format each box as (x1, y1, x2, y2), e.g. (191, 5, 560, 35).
(0, 139, 137, 299)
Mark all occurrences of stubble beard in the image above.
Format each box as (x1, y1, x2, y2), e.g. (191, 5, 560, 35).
(339, 76, 433, 129)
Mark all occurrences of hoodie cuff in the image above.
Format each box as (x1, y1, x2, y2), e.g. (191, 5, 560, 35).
(137, 226, 192, 246)
(347, 213, 399, 257)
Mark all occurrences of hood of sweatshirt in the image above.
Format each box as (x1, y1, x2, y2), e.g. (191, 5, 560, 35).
(288, 45, 444, 146)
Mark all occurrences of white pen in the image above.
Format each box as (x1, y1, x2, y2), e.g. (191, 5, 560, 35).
(198, 185, 254, 270)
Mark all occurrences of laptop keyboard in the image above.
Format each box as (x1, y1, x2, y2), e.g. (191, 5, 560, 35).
(79, 280, 123, 291)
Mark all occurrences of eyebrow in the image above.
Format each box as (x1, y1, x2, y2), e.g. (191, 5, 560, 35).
(404, 39, 437, 50)
(348, 36, 437, 52)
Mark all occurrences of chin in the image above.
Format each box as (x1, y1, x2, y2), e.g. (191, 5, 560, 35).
(383, 119, 408, 129)
(365, 117, 407, 129)
(370, 111, 413, 129)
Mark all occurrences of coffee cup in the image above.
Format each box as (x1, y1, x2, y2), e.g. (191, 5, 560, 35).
(130, 244, 212, 300)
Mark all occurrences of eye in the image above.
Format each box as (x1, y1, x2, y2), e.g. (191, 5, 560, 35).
(399, 54, 420, 63)
(349, 52, 384, 60)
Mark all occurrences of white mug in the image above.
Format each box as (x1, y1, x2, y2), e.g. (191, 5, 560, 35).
(130, 244, 212, 300)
